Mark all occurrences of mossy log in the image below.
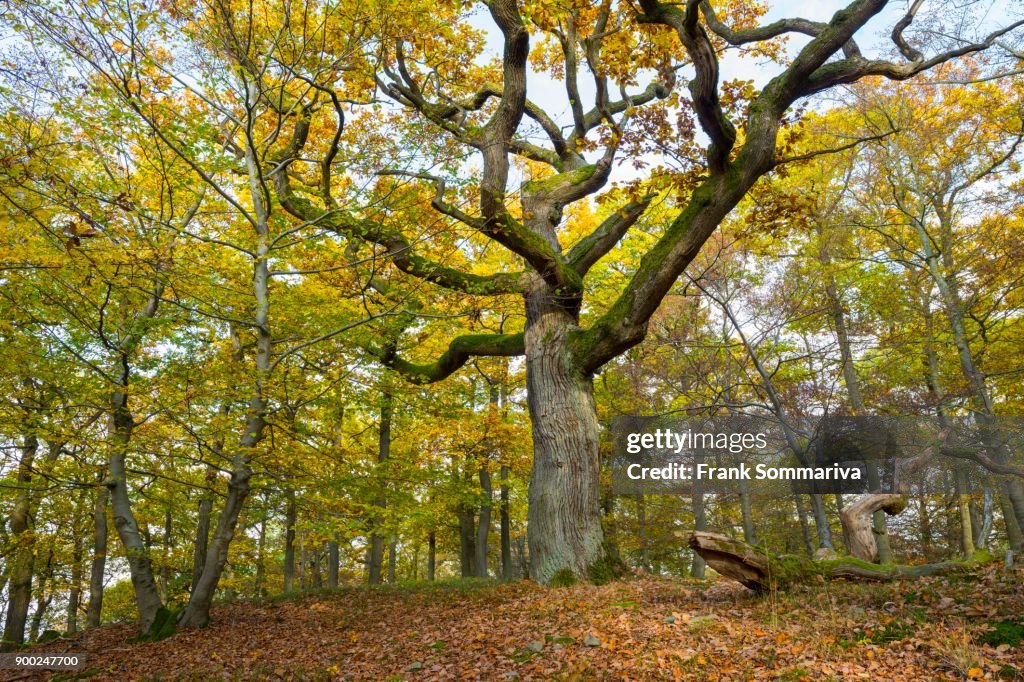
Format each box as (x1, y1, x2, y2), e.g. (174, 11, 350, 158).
(689, 531, 968, 592)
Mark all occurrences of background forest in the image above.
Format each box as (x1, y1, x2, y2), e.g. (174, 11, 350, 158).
(1, 0, 1023, 675)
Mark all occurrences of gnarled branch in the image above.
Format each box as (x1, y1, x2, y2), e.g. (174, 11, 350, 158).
(372, 332, 524, 383)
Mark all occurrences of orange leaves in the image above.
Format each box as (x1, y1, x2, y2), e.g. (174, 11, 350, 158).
(22, 568, 1024, 680)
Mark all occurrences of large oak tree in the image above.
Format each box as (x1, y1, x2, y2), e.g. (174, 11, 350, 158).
(273, 0, 1023, 582)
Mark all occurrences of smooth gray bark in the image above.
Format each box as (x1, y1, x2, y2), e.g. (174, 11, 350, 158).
(177, 130, 272, 626)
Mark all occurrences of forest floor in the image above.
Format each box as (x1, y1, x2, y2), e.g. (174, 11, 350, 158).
(6, 562, 1024, 682)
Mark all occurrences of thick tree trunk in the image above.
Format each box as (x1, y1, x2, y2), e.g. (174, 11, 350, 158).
(525, 284, 604, 584)
(690, 531, 967, 592)
(863, 462, 894, 563)
(2, 433, 38, 651)
(87, 485, 108, 629)
(1001, 479, 1024, 548)
(839, 494, 907, 562)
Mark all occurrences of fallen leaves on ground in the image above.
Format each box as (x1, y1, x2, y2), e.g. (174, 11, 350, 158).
(7, 563, 1024, 681)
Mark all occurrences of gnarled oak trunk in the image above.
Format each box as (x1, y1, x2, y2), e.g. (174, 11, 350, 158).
(525, 283, 604, 584)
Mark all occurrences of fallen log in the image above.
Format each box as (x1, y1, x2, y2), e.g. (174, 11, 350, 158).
(689, 531, 970, 591)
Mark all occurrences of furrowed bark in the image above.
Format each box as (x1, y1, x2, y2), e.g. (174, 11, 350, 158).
(525, 281, 605, 584)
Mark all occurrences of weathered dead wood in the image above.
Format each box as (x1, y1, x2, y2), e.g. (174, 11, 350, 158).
(690, 531, 968, 592)
(839, 493, 907, 562)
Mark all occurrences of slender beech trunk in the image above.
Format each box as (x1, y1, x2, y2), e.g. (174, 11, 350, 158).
(915, 218, 1024, 541)
(979, 487, 994, 550)
(327, 539, 339, 588)
(427, 531, 436, 581)
(738, 465, 757, 545)
(103, 280, 167, 634)
(823, 261, 892, 563)
(917, 494, 933, 558)
(955, 467, 976, 557)
(176, 131, 269, 628)
(67, 530, 83, 634)
(29, 549, 53, 641)
(710, 288, 834, 551)
(368, 389, 392, 585)
(87, 485, 108, 629)
(475, 468, 492, 578)
(312, 546, 323, 588)
(191, 464, 217, 594)
(637, 492, 650, 571)
(794, 495, 814, 555)
(457, 505, 476, 578)
(499, 465, 512, 580)
(2, 432, 38, 650)
(255, 508, 267, 597)
(387, 540, 397, 583)
(160, 509, 172, 599)
(970, 500, 982, 548)
(691, 459, 707, 578)
(108, 383, 165, 634)
(284, 489, 297, 592)
(525, 281, 604, 583)
(474, 384, 499, 578)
